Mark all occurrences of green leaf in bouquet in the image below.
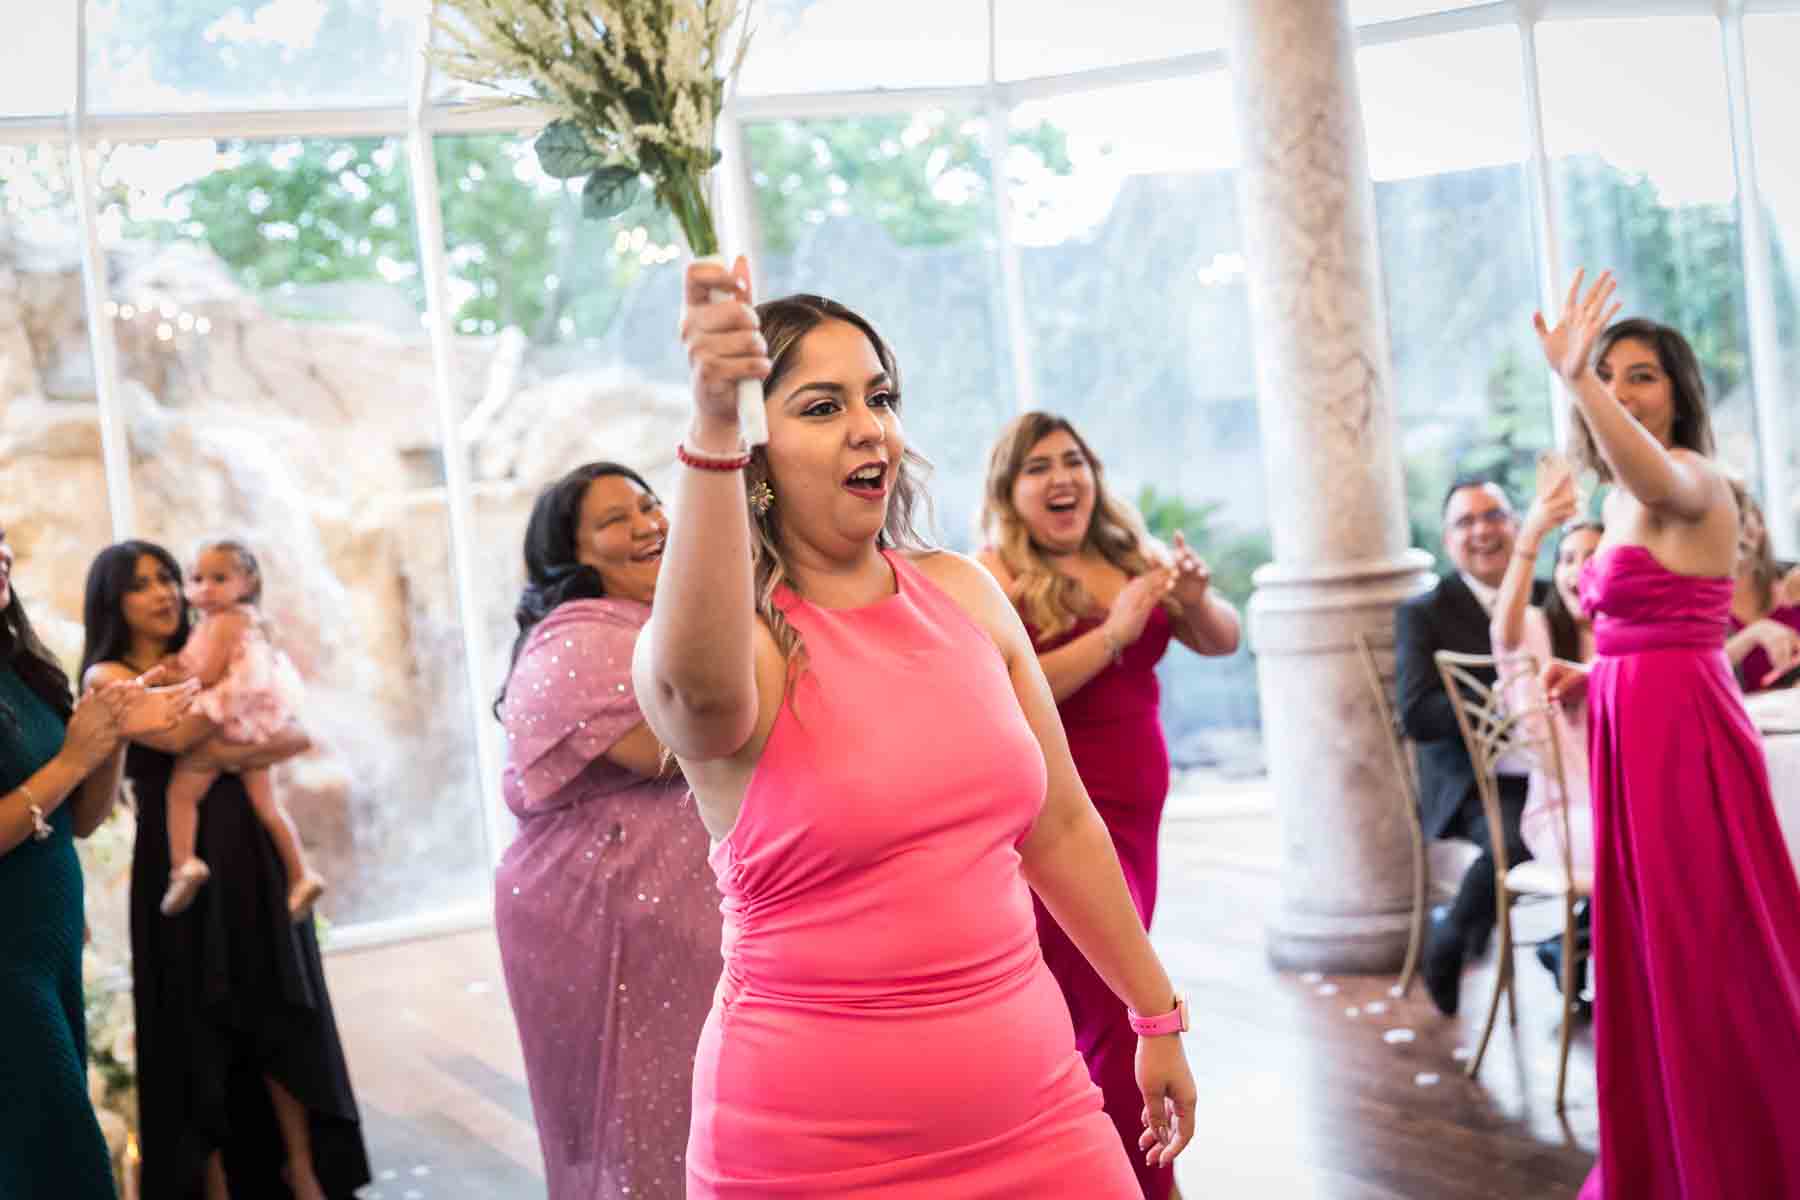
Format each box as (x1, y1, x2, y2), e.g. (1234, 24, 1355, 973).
(536, 120, 604, 180)
(584, 165, 643, 220)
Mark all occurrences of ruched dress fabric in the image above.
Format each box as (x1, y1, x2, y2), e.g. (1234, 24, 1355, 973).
(687, 551, 1139, 1198)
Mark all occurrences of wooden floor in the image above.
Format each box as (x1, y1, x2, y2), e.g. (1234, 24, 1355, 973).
(325, 785, 1597, 1199)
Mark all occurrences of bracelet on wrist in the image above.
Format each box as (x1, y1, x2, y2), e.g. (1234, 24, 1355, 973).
(1100, 627, 1123, 664)
(19, 781, 50, 841)
(677, 439, 751, 472)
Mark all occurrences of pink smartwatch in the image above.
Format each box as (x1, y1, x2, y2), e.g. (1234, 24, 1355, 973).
(1127, 993, 1189, 1037)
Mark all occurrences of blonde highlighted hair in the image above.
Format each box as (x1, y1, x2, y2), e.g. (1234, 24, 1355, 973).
(1730, 477, 1782, 614)
(747, 295, 935, 667)
(978, 412, 1162, 641)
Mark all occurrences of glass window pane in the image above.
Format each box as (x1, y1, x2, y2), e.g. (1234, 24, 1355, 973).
(1538, 17, 1759, 484)
(1352, 0, 1492, 24)
(995, 2, 1227, 82)
(1008, 75, 1266, 773)
(737, 0, 988, 96)
(1358, 26, 1551, 558)
(430, 131, 693, 716)
(86, 0, 418, 113)
(0, 6, 75, 117)
(746, 110, 1015, 554)
(1744, 13, 1800, 550)
(96, 137, 488, 928)
(0, 140, 111, 657)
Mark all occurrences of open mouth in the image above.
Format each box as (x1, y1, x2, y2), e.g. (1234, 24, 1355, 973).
(1046, 493, 1080, 515)
(633, 537, 666, 563)
(844, 461, 889, 499)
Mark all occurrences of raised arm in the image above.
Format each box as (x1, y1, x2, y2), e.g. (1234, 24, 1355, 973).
(974, 551, 1173, 705)
(1534, 270, 1712, 520)
(1493, 477, 1575, 657)
(633, 258, 770, 762)
(1162, 531, 1241, 657)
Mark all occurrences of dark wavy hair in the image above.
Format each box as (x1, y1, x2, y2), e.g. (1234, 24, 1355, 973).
(79, 541, 192, 683)
(1572, 318, 1716, 481)
(1545, 520, 1604, 663)
(1, 577, 75, 731)
(494, 461, 659, 718)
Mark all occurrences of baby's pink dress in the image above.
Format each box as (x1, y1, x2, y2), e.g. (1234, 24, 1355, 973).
(184, 604, 304, 743)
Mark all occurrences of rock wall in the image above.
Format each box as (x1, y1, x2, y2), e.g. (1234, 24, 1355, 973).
(1, 229, 688, 925)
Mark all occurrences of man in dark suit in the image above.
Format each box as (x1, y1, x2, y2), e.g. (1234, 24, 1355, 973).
(1395, 475, 1546, 1016)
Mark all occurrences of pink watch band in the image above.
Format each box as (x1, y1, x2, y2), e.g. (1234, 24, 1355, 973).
(1128, 993, 1189, 1037)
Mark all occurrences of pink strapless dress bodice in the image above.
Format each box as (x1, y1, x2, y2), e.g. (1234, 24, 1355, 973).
(688, 551, 1136, 1198)
(1575, 546, 1800, 1199)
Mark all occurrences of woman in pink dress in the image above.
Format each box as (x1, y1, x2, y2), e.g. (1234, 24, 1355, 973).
(1535, 272, 1800, 1197)
(1490, 469, 1600, 877)
(494, 461, 721, 1200)
(637, 263, 1199, 1197)
(1724, 481, 1800, 692)
(976, 412, 1240, 1200)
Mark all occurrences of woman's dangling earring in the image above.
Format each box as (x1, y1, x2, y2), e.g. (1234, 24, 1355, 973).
(749, 481, 775, 518)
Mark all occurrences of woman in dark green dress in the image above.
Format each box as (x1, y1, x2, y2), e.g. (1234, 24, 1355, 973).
(0, 524, 194, 1198)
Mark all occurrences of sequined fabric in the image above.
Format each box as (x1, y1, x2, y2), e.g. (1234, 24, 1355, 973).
(496, 598, 721, 1200)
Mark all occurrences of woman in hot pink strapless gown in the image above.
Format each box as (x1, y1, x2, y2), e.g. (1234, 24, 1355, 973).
(1530, 277, 1800, 1199)
(1574, 547, 1800, 1198)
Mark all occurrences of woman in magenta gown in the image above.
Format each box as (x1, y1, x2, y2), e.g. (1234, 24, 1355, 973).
(1535, 272, 1800, 1198)
(494, 462, 721, 1200)
(977, 413, 1241, 1200)
(637, 264, 1200, 1197)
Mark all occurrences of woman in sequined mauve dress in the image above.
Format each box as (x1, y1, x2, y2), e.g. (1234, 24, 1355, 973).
(977, 413, 1240, 1200)
(494, 462, 721, 1200)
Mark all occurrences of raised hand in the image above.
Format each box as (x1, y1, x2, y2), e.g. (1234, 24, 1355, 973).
(1167, 531, 1212, 609)
(1533, 268, 1623, 383)
(1523, 472, 1579, 541)
(679, 256, 769, 433)
(1104, 567, 1175, 651)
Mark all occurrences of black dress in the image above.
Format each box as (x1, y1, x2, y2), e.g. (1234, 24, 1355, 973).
(126, 744, 370, 1198)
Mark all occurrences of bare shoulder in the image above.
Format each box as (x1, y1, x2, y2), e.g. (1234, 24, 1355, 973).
(972, 546, 1012, 584)
(82, 661, 132, 692)
(906, 549, 1026, 656)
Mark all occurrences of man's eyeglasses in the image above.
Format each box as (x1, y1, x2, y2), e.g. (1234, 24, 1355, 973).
(1449, 510, 1514, 533)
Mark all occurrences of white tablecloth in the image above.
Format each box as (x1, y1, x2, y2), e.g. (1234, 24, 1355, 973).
(1766, 733, 1800, 873)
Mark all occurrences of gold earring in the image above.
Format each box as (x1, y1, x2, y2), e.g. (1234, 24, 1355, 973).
(749, 481, 775, 517)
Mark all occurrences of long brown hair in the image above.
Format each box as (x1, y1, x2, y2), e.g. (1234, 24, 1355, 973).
(747, 295, 934, 665)
(1731, 478, 1781, 614)
(1545, 520, 1604, 663)
(1571, 318, 1716, 481)
(979, 412, 1159, 641)
(2, 588, 74, 730)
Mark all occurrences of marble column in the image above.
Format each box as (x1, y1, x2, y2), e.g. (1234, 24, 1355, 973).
(1227, 0, 1438, 972)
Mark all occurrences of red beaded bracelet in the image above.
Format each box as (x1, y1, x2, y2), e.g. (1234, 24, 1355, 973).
(677, 440, 752, 471)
